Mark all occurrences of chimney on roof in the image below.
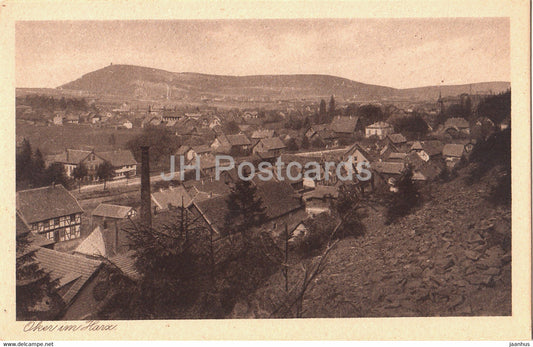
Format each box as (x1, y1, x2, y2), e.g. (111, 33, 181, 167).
(140, 146, 152, 228)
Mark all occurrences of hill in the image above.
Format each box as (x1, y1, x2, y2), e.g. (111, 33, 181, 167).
(58, 64, 510, 102)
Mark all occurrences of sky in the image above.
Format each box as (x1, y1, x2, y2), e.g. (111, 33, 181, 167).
(15, 18, 510, 89)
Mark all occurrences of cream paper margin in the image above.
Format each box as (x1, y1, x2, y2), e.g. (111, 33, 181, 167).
(0, 0, 530, 340)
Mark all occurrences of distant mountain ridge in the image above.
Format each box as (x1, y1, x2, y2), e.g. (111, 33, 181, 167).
(59, 64, 510, 102)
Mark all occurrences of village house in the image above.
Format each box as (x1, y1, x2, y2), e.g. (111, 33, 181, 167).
(161, 110, 183, 123)
(330, 116, 362, 138)
(91, 203, 136, 230)
(53, 114, 63, 126)
(211, 133, 252, 155)
(302, 185, 338, 216)
(444, 117, 470, 136)
(31, 245, 104, 320)
(442, 143, 466, 169)
(371, 161, 405, 191)
(151, 185, 194, 212)
(409, 140, 444, 162)
(365, 121, 395, 139)
(65, 114, 80, 124)
(251, 129, 277, 140)
(17, 184, 84, 243)
(46, 149, 137, 180)
(252, 137, 286, 156)
(384, 133, 409, 152)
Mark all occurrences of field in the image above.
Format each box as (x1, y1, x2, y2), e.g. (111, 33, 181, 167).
(16, 122, 142, 155)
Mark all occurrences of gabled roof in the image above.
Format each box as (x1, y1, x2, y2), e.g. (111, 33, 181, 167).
(151, 186, 193, 210)
(387, 133, 407, 144)
(316, 128, 338, 140)
(17, 185, 83, 224)
(251, 129, 275, 139)
(255, 137, 286, 151)
(109, 250, 141, 281)
(193, 195, 228, 234)
(442, 143, 465, 157)
(92, 204, 134, 219)
(372, 161, 405, 175)
(74, 226, 107, 258)
(330, 116, 359, 133)
(256, 181, 302, 220)
(410, 140, 444, 157)
(302, 185, 339, 201)
(387, 152, 407, 161)
(97, 150, 137, 167)
(34, 247, 102, 306)
(176, 145, 191, 156)
(226, 134, 251, 146)
(16, 212, 30, 236)
(445, 117, 469, 129)
(344, 143, 376, 162)
(46, 149, 92, 165)
(184, 179, 231, 197)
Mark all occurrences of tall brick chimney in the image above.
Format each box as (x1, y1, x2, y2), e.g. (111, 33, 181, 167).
(140, 146, 152, 228)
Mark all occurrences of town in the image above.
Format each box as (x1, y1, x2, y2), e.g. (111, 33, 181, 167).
(16, 73, 511, 319)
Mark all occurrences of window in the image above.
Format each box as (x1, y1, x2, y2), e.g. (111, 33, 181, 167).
(54, 218, 59, 226)
(70, 214, 76, 223)
(49, 219, 54, 227)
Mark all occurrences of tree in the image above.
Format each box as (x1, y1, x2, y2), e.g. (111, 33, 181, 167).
(45, 162, 70, 189)
(224, 179, 267, 242)
(318, 99, 327, 124)
(476, 90, 511, 125)
(389, 113, 429, 139)
(72, 162, 88, 193)
(16, 139, 33, 188)
(97, 161, 114, 190)
(122, 208, 211, 318)
(357, 104, 385, 127)
(385, 167, 420, 224)
(301, 136, 310, 150)
(286, 138, 299, 151)
(16, 232, 63, 320)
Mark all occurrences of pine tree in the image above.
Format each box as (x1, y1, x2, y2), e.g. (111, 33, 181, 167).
(16, 232, 62, 320)
(319, 99, 327, 124)
(224, 180, 266, 241)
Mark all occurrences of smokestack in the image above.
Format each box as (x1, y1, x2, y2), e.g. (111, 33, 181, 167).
(140, 146, 152, 227)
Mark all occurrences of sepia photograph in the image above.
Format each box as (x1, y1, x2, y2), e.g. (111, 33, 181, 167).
(2, 0, 530, 341)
